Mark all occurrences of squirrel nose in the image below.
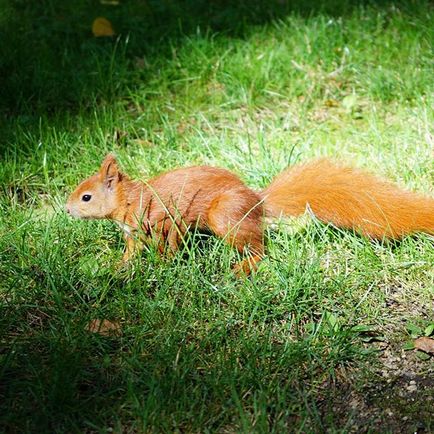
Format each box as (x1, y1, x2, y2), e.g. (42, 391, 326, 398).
(65, 205, 71, 214)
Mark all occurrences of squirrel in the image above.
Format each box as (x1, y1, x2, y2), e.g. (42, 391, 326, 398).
(66, 154, 434, 275)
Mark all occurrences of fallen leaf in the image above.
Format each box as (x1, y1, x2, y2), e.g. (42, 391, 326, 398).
(92, 17, 115, 37)
(86, 319, 122, 336)
(414, 336, 434, 354)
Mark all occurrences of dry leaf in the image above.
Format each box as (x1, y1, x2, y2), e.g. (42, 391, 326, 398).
(86, 319, 122, 336)
(92, 17, 115, 37)
(414, 336, 434, 354)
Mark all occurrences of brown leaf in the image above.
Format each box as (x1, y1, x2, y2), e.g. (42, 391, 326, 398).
(92, 17, 115, 37)
(414, 336, 434, 354)
(86, 319, 122, 336)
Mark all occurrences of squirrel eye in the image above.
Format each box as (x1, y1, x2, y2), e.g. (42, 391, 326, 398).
(82, 194, 92, 202)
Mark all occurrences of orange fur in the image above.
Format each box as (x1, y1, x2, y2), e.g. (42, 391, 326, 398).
(66, 155, 264, 273)
(66, 154, 434, 275)
(261, 159, 434, 238)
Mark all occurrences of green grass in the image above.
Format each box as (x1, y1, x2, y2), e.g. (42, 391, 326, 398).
(1, 0, 433, 432)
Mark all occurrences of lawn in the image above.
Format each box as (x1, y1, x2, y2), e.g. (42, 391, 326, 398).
(0, 0, 433, 432)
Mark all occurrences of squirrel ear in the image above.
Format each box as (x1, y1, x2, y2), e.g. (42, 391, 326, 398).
(99, 153, 120, 190)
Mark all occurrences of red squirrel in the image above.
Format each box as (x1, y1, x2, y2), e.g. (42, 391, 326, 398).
(66, 154, 434, 274)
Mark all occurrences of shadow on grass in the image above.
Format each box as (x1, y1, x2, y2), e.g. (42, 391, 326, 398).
(0, 317, 325, 432)
(0, 335, 125, 432)
(1, 0, 399, 118)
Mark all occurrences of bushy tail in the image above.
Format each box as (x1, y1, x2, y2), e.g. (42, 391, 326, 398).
(260, 159, 434, 239)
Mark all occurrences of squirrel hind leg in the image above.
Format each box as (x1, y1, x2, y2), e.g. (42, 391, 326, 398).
(207, 191, 265, 275)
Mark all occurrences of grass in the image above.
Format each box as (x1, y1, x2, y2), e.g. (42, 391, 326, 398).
(1, 0, 433, 432)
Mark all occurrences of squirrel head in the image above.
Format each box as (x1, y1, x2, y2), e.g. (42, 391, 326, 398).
(66, 154, 124, 219)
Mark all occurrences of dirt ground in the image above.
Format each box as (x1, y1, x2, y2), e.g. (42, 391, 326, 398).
(319, 342, 433, 433)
